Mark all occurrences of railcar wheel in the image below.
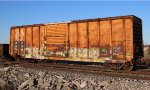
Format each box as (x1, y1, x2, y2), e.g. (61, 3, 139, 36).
(109, 63, 124, 70)
(122, 62, 133, 71)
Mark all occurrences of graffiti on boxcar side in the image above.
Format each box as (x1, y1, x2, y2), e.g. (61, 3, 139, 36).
(69, 48, 77, 58)
(25, 47, 46, 59)
(25, 47, 32, 58)
(55, 51, 65, 57)
(68, 47, 130, 62)
(69, 48, 99, 60)
(77, 48, 88, 59)
(45, 50, 66, 57)
(89, 48, 99, 59)
(47, 51, 54, 56)
(32, 47, 39, 59)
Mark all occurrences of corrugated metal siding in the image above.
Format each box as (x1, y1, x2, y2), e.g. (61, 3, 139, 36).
(125, 19, 133, 60)
(68, 18, 134, 62)
(25, 26, 32, 58)
(88, 22, 99, 60)
(10, 25, 46, 59)
(19, 27, 25, 56)
(100, 20, 111, 46)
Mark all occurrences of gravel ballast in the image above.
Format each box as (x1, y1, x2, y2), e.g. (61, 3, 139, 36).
(0, 66, 150, 90)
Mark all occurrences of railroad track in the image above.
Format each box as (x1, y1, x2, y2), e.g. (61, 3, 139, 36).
(0, 61, 150, 80)
(1, 60, 150, 81)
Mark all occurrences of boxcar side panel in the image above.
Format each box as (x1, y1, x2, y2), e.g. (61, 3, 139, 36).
(112, 19, 124, 43)
(39, 26, 45, 59)
(112, 19, 125, 60)
(19, 27, 25, 56)
(77, 22, 88, 59)
(25, 27, 32, 58)
(68, 19, 133, 62)
(14, 28, 20, 56)
(32, 26, 40, 59)
(100, 20, 111, 46)
(99, 20, 111, 58)
(88, 21, 99, 59)
(69, 23, 77, 58)
(125, 19, 133, 60)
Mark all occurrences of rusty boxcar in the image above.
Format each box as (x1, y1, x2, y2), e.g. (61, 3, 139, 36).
(9, 15, 143, 70)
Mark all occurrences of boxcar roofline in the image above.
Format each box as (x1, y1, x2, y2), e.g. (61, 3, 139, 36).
(11, 24, 45, 29)
(70, 15, 141, 23)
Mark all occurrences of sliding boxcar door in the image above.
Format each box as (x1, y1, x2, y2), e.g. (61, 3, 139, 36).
(45, 24, 67, 59)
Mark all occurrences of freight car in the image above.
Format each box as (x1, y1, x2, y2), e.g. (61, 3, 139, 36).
(0, 44, 10, 61)
(9, 15, 144, 70)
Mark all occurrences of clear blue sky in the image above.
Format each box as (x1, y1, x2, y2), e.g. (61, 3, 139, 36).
(0, 1, 150, 45)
